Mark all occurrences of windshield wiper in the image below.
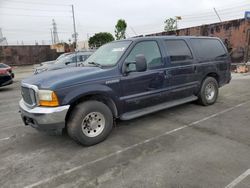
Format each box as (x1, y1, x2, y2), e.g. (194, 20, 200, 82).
(215, 54, 227, 58)
(88, 62, 102, 67)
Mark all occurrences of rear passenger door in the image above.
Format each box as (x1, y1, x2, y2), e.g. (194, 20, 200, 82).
(164, 39, 198, 100)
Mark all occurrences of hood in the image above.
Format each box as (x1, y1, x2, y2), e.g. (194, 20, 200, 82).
(34, 60, 56, 70)
(37, 62, 65, 70)
(22, 66, 109, 90)
(41, 60, 56, 66)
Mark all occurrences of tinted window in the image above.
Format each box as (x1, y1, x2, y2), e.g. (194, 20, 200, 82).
(164, 40, 193, 62)
(76, 55, 84, 62)
(82, 55, 90, 61)
(125, 41, 163, 70)
(190, 39, 227, 60)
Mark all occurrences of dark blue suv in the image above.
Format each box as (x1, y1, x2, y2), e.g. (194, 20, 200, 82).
(19, 36, 231, 146)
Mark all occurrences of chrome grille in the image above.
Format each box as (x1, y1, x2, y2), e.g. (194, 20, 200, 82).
(21, 86, 37, 106)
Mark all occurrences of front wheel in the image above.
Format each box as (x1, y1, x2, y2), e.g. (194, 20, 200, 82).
(67, 101, 113, 146)
(198, 77, 219, 106)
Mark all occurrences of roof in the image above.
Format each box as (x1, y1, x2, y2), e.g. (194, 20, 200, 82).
(120, 35, 220, 42)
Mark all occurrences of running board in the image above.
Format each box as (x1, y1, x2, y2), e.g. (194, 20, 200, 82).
(120, 95, 198, 120)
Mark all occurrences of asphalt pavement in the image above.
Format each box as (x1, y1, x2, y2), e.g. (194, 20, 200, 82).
(0, 67, 250, 188)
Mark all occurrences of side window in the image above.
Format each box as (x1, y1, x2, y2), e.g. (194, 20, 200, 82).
(190, 39, 227, 60)
(164, 40, 193, 62)
(78, 55, 83, 62)
(82, 55, 90, 61)
(70, 56, 77, 63)
(70, 55, 83, 63)
(125, 41, 163, 70)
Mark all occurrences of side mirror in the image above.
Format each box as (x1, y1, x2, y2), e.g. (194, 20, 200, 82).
(135, 54, 147, 72)
(124, 54, 147, 74)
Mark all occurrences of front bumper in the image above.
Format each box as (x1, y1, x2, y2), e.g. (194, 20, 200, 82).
(19, 99, 70, 132)
(0, 75, 13, 87)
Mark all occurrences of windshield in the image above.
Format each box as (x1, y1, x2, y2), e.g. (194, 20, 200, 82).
(85, 41, 132, 67)
(55, 54, 74, 64)
(56, 53, 70, 60)
(0, 63, 9, 68)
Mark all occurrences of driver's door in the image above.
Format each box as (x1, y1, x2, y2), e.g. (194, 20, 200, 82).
(120, 40, 166, 113)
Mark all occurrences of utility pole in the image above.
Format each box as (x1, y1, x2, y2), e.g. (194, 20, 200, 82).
(71, 4, 77, 50)
(213, 8, 222, 22)
(52, 19, 59, 44)
(50, 28, 54, 45)
(0, 28, 7, 45)
(175, 16, 182, 30)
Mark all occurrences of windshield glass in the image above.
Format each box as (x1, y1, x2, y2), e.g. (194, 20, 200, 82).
(85, 41, 132, 67)
(55, 54, 74, 64)
(0, 63, 9, 68)
(56, 53, 70, 60)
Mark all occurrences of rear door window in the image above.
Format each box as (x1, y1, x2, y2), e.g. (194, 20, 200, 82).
(164, 40, 193, 62)
(190, 39, 227, 60)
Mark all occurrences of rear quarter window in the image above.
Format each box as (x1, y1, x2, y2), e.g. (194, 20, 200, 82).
(190, 39, 227, 60)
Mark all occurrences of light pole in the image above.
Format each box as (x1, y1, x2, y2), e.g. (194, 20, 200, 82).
(71, 5, 77, 50)
(175, 16, 182, 30)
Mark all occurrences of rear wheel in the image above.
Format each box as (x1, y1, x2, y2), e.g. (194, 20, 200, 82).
(198, 77, 219, 106)
(67, 101, 113, 146)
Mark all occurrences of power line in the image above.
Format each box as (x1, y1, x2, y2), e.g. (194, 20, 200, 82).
(0, 13, 72, 18)
(0, 6, 71, 13)
(181, 8, 248, 21)
(0, 0, 70, 7)
(4, 30, 72, 34)
(180, 15, 243, 23)
(182, 12, 245, 22)
(182, 2, 250, 18)
(183, 8, 249, 19)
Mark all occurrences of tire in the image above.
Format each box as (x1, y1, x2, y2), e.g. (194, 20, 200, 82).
(67, 100, 113, 146)
(197, 77, 219, 106)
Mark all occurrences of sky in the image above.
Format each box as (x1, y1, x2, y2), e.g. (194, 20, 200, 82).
(0, 0, 249, 45)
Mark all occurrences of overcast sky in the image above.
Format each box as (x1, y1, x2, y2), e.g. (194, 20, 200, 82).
(0, 0, 249, 45)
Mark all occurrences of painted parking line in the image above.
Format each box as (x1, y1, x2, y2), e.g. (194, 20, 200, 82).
(225, 169, 250, 188)
(23, 100, 250, 188)
(0, 103, 19, 109)
(0, 137, 11, 142)
(0, 125, 21, 131)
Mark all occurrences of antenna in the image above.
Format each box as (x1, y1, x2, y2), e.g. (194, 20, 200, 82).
(213, 8, 222, 22)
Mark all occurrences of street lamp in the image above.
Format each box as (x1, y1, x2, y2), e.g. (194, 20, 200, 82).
(175, 16, 182, 30)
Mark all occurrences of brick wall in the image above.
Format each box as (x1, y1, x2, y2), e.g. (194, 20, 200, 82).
(0, 45, 59, 66)
(146, 19, 250, 63)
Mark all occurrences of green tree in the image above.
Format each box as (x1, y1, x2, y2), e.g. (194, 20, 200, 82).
(164, 18, 177, 32)
(115, 19, 127, 40)
(88, 32, 114, 48)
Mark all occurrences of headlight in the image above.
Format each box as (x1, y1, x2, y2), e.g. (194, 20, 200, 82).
(38, 90, 59, 107)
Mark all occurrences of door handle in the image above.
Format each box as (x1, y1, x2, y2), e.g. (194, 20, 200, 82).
(162, 70, 170, 79)
(193, 65, 197, 72)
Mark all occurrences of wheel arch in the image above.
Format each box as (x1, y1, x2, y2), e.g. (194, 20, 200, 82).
(205, 72, 219, 84)
(65, 93, 119, 123)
